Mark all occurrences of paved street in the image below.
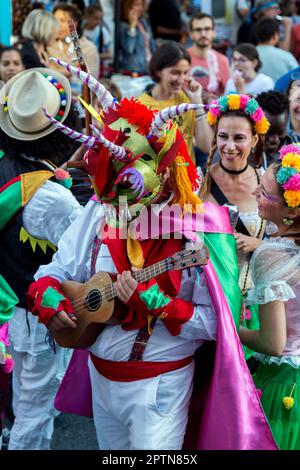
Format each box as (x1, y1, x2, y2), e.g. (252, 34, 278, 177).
(52, 413, 98, 450)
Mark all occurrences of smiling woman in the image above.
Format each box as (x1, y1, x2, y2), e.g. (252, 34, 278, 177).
(201, 94, 270, 353)
(138, 41, 213, 162)
(225, 43, 274, 97)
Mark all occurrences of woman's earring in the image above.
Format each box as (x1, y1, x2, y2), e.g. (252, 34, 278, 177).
(283, 217, 294, 226)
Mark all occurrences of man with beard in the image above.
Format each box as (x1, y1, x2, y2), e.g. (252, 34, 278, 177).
(256, 90, 300, 168)
(0, 67, 82, 449)
(187, 12, 230, 103)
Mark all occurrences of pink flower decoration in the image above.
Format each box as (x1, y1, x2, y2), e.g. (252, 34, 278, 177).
(251, 107, 264, 123)
(209, 100, 222, 118)
(239, 95, 250, 110)
(279, 144, 300, 160)
(283, 173, 300, 191)
(2, 356, 14, 374)
(54, 168, 69, 180)
(245, 309, 252, 321)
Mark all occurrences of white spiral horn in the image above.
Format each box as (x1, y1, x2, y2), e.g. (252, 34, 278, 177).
(43, 109, 128, 160)
(150, 103, 206, 135)
(49, 57, 116, 111)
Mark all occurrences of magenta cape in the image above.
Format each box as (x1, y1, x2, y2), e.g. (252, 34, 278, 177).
(54, 203, 277, 449)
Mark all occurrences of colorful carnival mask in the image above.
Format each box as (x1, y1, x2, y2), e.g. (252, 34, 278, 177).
(44, 58, 204, 210)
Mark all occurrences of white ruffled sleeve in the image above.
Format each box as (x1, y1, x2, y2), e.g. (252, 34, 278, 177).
(246, 238, 300, 305)
(23, 180, 83, 246)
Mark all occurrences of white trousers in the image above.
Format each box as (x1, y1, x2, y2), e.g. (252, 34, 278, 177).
(8, 348, 61, 450)
(89, 358, 194, 450)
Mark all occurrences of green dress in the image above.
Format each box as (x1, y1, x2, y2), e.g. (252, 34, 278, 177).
(247, 237, 300, 450)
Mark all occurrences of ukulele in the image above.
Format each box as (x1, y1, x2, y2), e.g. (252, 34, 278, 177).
(54, 246, 209, 349)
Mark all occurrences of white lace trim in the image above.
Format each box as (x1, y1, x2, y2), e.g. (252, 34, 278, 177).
(246, 280, 296, 304)
(254, 353, 300, 369)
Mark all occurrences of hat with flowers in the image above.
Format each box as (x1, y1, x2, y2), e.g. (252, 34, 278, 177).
(276, 143, 300, 208)
(206, 94, 270, 135)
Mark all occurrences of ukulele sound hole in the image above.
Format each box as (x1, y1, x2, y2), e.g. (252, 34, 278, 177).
(85, 289, 102, 311)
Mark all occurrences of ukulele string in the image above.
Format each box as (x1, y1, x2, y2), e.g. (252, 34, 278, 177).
(68, 259, 170, 311)
(67, 249, 200, 312)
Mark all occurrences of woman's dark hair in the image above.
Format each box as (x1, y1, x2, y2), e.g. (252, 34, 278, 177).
(0, 46, 23, 63)
(53, 3, 83, 37)
(148, 41, 191, 81)
(234, 43, 262, 72)
(0, 105, 81, 167)
(200, 110, 264, 198)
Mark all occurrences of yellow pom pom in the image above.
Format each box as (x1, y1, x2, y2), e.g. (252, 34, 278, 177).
(281, 153, 300, 172)
(207, 111, 217, 126)
(282, 396, 294, 410)
(284, 190, 300, 207)
(228, 94, 240, 110)
(255, 116, 270, 135)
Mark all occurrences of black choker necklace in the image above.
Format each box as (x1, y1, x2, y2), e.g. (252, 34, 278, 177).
(220, 161, 248, 175)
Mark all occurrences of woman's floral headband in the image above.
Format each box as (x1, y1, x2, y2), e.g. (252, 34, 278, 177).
(276, 144, 300, 208)
(206, 94, 270, 135)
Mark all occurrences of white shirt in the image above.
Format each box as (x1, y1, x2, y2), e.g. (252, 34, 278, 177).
(36, 200, 217, 362)
(225, 73, 274, 96)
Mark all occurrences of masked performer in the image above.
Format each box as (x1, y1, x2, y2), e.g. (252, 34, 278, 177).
(28, 59, 276, 450)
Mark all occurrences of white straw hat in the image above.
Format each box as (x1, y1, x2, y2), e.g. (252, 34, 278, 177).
(0, 67, 71, 141)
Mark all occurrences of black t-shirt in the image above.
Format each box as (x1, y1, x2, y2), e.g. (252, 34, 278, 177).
(148, 0, 182, 41)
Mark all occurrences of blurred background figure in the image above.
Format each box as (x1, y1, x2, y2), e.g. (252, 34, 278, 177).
(188, 12, 230, 102)
(119, 0, 155, 75)
(225, 43, 274, 96)
(238, 0, 292, 51)
(49, 2, 99, 94)
(14, 9, 59, 69)
(83, 3, 112, 78)
(287, 72, 300, 135)
(0, 46, 25, 83)
(148, 0, 184, 43)
(230, 0, 252, 46)
(12, 0, 32, 39)
(253, 17, 298, 82)
(256, 89, 299, 167)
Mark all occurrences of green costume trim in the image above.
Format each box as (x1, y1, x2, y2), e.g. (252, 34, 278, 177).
(0, 150, 5, 160)
(0, 274, 19, 325)
(139, 284, 171, 310)
(254, 361, 300, 450)
(41, 287, 65, 310)
(0, 179, 22, 231)
(0, 171, 55, 320)
(20, 227, 56, 254)
(203, 232, 242, 329)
